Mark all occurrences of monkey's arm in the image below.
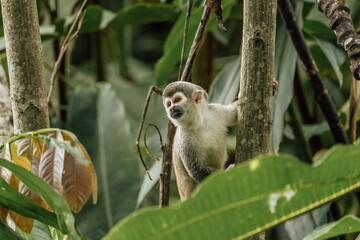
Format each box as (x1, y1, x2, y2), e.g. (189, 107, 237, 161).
(209, 101, 238, 126)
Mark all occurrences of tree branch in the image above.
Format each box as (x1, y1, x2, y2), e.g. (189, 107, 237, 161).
(180, 6, 212, 82)
(316, 0, 360, 80)
(1, 0, 49, 133)
(159, 0, 219, 206)
(178, 0, 193, 81)
(277, 0, 349, 144)
(47, 0, 88, 103)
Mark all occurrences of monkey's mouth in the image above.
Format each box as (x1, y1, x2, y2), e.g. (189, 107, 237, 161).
(170, 108, 183, 119)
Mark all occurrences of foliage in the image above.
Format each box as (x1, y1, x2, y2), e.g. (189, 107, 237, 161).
(303, 215, 360, 240)
(0, 0, 360, 239)
(104, 141, 360, 240)
(0, 129, 97, 238)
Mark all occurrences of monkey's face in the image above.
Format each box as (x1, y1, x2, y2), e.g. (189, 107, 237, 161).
(163, 92, 188, 122)
(163, 90, 206, 128)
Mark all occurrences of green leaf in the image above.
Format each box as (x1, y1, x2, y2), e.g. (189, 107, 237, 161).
(136, 160, 162, 208)
(303, 20, 336, 40)
(155, 0, 234, 85)
(303, 23, 346, 87)
(80, 5, 116, 34)
(209, 56, 241, 105)
(0, 176, 58, 229)
(0, 158, 80, 239)
(270, 0, 303, 152)
(303, 215, 360, 240)
(31, 221, 52, 240)
(109, 3, 178, 26)
(104, 141, 360, 240)
(0, 221, 24, 240)
(67, 83, 143, 239)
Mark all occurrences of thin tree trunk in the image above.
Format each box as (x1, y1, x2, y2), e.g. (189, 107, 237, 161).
(1, 0, 49, 133)
(235, 0, 277, 239)
(236, 0, 277, 161)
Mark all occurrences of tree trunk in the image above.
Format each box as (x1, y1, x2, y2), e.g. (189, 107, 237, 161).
(1, 0, 49, 133)
(235, 0, 277, 239)
(0, 64, 12, 144)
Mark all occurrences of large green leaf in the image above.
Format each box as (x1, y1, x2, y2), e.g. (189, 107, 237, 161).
(155, 0, 234, 85)
(0, 158, 79, 238)
(302, 20, 336, 40)
(80, 5, 116, 34)
(303, 215, 360, 240)
(104, 141, 360, 240)
(209, 56, 241, 105)
(109, 3, 178, 26)
(270, 0, 303, 152)
(303, 20, 346, 87)
(0, 221, 23, 240)
(67, 83, 143, 239)
(0, 176, 58, 229)
(136, 160, 162, 208)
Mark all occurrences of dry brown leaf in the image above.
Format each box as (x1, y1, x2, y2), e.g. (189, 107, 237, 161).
(15, 138, 31, 157)
(79, 142, 98, 204)
(39, 132, 65, 194)
(63, 130, 98, 205)
(0, 204, 8, 222)
(1, 144, 13, 184)
(32, 138, 44, 159)
(62, 149, 92, 213)
(9, 211, 34, 233)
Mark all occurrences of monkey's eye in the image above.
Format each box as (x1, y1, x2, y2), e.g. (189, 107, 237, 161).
(167, 101, 171, 107)
(174, 97, 181, 103)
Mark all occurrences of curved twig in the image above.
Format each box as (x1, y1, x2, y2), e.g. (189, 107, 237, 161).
(136, 86, 163, 181)
(144, 124, 163, 162)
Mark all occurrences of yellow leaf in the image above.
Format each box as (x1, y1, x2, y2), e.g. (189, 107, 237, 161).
(10, 144, 30, 170)
(0, 204, 8, 222)
(9, 210, 34, 233)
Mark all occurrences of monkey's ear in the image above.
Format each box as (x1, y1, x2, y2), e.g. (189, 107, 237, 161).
(192, 90, 203, 104)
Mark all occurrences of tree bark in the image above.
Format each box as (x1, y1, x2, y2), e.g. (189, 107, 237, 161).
(236, 0, 277, 162)
(1, 0, 49, 133)
(235, 0, 277, 239)
(0, 64, 12, 144)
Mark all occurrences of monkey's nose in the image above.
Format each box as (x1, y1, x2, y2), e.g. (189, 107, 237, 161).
(170, 106, 183, 119)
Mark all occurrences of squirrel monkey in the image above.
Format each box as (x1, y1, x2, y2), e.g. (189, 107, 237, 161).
(163, 82, 238, 200)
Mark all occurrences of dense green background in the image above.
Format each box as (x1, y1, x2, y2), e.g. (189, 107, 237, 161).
(1, 0, 360, 239)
